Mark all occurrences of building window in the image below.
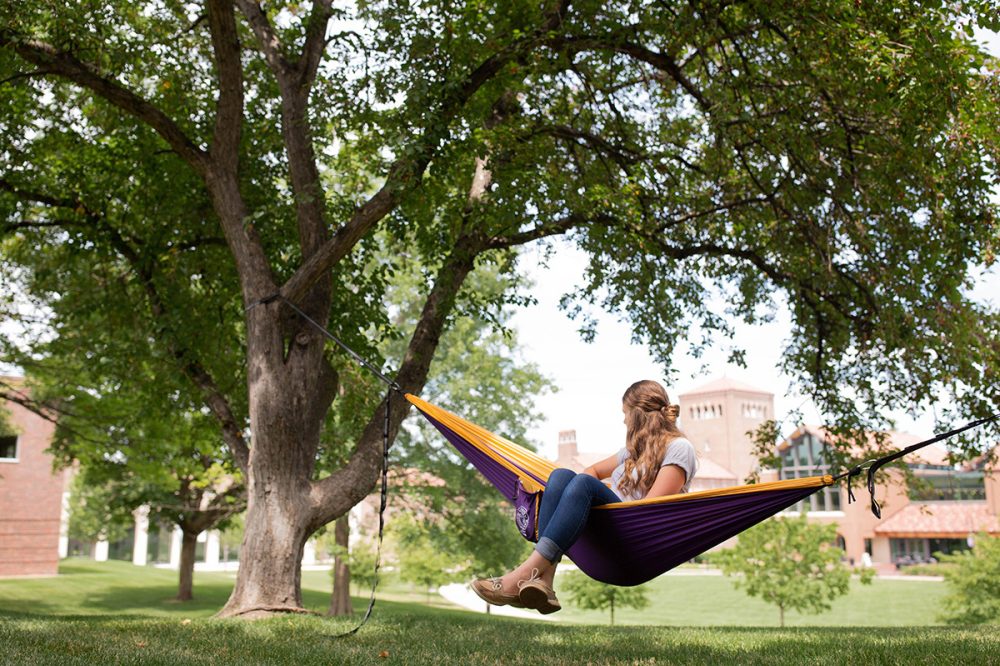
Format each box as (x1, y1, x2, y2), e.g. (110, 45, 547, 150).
(908, 471, 986, 502)
(0, 435, 17, 461)
(779, 434, 845, 512)
(692, 404, 723, 420)
(864, 538, 873, 556)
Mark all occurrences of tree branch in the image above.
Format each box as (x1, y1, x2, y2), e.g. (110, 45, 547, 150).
(96, 217, 252, 473)
(0, 34, 209, 174)
(550, 35, 713, 111)
(279, 0, 573, 307)
(307, 234, 484, 529)
(236, 0, 332, 267)
(206, 0, 245, 171)
(299, 0, 335, 89)
(2, 179, 252, 471)
(487, 212, 597, 249)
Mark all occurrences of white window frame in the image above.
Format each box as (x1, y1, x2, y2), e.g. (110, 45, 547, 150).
(0, 434, 19, 462)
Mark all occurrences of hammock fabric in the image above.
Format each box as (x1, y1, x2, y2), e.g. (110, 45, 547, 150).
(406, 394, 833, 586)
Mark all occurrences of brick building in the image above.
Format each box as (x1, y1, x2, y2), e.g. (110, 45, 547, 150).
(777, 425, 1000, 571)
(0, 378, 72, 576)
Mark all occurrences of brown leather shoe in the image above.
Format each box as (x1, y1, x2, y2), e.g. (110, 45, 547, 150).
(517, 569, 561, 615)
(470, 577, 525, 608)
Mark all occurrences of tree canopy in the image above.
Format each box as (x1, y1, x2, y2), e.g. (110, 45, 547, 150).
(2, 1, 998, 615)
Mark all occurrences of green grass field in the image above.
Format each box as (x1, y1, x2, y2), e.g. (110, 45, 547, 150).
(0, 560, 994, 665)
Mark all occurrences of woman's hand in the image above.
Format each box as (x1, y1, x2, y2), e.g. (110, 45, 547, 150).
(583, 453, 620, 481)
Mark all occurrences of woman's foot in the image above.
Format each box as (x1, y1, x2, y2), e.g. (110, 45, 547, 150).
(517, 568, 561, 614)
(470, 577, 525, 608)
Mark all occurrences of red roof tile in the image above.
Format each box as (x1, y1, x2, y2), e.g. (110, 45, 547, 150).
(874, 502, 1000, 537)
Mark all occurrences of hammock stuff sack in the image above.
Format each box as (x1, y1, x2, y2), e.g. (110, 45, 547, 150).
(406, 394, 833, 587)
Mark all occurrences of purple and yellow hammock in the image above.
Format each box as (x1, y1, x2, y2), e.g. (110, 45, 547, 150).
(406, 394, 834, 587)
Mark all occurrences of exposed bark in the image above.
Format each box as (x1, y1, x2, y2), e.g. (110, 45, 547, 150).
(328, 516, 352, 616)
(177, 530, 199, 601)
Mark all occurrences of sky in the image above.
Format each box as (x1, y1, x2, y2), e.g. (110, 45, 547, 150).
(511, 28, 1000, 462)
(510, 245, 998, 462)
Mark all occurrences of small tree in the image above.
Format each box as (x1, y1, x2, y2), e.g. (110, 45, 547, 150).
(66, 475, 132, 552)
(716, 516, 872, 627)
(938, 533, 1000, 625)
(394, 518, 463, 602)
(348, 540, 378, 597)
(562, 570, 650, 625)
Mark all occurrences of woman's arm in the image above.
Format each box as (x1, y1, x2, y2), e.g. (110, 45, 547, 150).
(645, 464, 686, 498)
(582, 452, 620, 480)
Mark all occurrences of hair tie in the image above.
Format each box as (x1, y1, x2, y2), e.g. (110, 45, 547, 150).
(664, 404, 680, 420)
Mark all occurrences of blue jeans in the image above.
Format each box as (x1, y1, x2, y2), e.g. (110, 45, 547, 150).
(535, 468, 621, 563)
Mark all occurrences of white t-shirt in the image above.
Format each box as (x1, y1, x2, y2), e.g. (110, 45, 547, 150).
(610, 437, 697, 501)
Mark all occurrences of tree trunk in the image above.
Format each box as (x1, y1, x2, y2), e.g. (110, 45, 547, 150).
(328, 516, 352, 616)
(216, 186, 480, 619)
(610, 598, 615, 626)
(177, 530, 199, 601)
(216, 297, 335, 618)
(779, 605, 784, 628)
(216, 470, 312, 617)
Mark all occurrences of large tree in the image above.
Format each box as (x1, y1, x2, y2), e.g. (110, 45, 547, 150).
(2, 1, 998, 618)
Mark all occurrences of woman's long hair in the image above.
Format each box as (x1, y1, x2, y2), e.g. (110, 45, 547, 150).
(617, 380, 684, 499)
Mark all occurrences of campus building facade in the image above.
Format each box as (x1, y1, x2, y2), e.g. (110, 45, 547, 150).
(0, 380, 72, 576)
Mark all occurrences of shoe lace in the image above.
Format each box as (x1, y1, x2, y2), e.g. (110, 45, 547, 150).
(517, 567, 542, 589)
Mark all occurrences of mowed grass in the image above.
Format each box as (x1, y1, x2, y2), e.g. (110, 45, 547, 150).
(0, 560, 945, 626)
(552, 571, 948, 627)
(0, 560, 995, 665)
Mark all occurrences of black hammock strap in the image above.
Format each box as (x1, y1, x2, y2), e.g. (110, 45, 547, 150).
(249, 293, 399, 637)
(833, 413, 1000, 518)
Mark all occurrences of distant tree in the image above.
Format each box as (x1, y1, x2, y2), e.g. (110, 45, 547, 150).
(562, 570, 650, 625)
(0, 401, 15, 438)
(394, 517, 463, 602)
(938, 533, 1000, 625)
(65, 474, 132, 550)
(44, 384, 244, 601)
(348, 539, 379, 597)
(716, 516, 872, 627)
(385, 263, 547, 578)
(327, 516, 352, 616)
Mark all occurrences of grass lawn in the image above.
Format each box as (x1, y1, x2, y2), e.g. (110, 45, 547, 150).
(0, 560, 995, 665)
(552, 572, 948, 627)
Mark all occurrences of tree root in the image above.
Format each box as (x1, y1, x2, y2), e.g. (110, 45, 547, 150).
(219, 605, 318, 619)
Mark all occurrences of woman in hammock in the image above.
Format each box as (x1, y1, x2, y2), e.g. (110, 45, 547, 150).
(471, 379, 697, 614)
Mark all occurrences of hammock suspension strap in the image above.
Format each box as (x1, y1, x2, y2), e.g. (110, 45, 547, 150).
(834, 413, 1000, 518)
(250, 293, 399, 637)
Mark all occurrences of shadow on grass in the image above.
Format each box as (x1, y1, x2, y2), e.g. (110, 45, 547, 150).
(2, 603, 997, 666)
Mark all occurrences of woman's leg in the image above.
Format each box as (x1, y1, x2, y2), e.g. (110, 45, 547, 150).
(490, 468, 574, 594)
(537, 467, 576, 537)
(498, 473, 618, 591)
(535, 474, 620, 566)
